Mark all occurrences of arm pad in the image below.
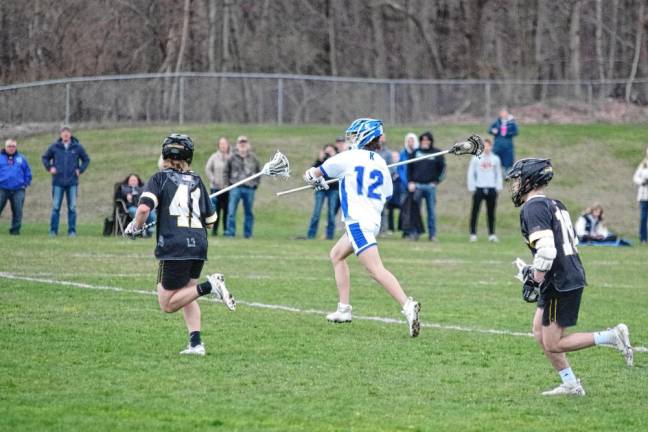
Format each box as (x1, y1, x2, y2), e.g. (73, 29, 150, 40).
(533, 236, 557, 271)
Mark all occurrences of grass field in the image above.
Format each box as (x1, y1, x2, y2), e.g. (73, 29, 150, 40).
(1, 124, 647, 431)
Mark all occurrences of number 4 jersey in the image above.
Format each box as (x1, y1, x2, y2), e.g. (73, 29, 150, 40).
(520, 195, 586, 292)
(140, 169, 217, 260)
(320, 149, 393, 231)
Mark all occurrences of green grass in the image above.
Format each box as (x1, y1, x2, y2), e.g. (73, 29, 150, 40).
(1, 227, 647, 431)
(1, 123, 647, 431)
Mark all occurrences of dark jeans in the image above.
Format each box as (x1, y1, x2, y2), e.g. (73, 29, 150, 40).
(210, 188, 229, 236)
(386, 202, 400, 231)
(0, 188, 26, 234)
(225, 186, 255, 238)
(50, 184, 77, 235)
(470, 188, 498, 235)
(127, 206, 156, 234)
(307, 188, 339, 239)
(413, 183, 437, 239)
(640, 200, 648, 242)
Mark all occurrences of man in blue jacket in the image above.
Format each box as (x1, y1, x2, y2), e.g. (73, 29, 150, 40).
(41, 126, 90, 237)
(0, 139, 32, 235)
(488, 108, 519, 172)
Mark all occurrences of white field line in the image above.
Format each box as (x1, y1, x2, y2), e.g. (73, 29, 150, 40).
(1, 272, 645, 353)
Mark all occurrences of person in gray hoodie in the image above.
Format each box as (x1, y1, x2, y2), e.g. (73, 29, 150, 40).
(467, 137, 502, 242)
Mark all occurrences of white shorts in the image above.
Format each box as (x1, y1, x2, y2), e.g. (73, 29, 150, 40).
(345, 222, 378, 255)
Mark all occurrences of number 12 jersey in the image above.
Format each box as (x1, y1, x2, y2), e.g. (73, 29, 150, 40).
(140, 169, 217, 260)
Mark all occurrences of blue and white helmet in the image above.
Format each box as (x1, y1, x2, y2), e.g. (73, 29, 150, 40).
(345, 118, 384, 150)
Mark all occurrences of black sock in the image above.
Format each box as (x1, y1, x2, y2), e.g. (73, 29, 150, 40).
(189, 331, 202, 347)
(196, 280, 212, 296)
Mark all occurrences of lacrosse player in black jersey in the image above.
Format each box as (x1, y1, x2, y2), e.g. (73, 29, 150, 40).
(125, 134, 236, 356)
(506, 158, 633, 396)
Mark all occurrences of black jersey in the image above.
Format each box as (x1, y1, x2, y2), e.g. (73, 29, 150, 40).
(140, 169, 217, 261)
(520, 195, 586, 292)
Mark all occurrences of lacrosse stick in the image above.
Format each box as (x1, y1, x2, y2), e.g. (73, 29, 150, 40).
(276, 134, 484, 197)
(210, 150, 290, 198)
(123, 221, 155, 239)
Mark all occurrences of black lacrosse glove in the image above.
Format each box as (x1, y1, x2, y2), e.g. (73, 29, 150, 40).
(520, 265, 540, 303)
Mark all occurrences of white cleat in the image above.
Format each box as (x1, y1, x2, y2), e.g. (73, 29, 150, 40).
(180, 343, 206, 356)
(469, 234, 478, 242)
(326, 303, 352, 323)
(488, 234, 499, 243)
(207, 273, 236, 311)
(612, 323, 634, 367)
(401, 297, 421, 338)
(541, 380, 586, 396)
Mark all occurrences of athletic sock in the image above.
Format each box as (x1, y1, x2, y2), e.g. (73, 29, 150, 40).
(189, 331, 202, 348)
(196, 280, 212, 296)
(594, 329, 616, 346)
(558, 367, 577, 385)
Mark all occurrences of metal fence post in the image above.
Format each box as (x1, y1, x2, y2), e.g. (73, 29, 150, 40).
(587, 81, 593, 115)
(277, 78, 284, 124)
(65, 82, 71, 124)
(178, 76, 185, 124)
(485, 82, 491, 121)
(389, 82, 395, 124)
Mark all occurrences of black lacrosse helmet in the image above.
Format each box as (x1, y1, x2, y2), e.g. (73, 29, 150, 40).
(162, 133, 194, 164)
(505, 158, 553, 207)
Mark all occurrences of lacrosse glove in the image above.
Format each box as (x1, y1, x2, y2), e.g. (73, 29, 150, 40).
(303, 168, 330, 191)
(520, 265, 540, 303)
(124, 220, 142, 240)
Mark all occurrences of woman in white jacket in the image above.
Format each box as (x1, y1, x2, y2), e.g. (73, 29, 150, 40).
(633, 146, 648, 243)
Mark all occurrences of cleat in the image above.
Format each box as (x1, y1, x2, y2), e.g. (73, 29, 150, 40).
(326, 303, 352, 323)
(612, 323, 634, 367)
(180, 344, 206, 356)
(401, 297, 421, 337)
(207, 273, 236, 311)
(541, 380, 585, 396)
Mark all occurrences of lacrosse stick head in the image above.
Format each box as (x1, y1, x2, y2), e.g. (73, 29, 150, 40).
(450, 134, 484, 156)
(262, 151, 290, 177)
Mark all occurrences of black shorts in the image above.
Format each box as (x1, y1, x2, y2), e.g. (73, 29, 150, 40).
(157, 260, 204, 290)
(538, 285, 584, 328)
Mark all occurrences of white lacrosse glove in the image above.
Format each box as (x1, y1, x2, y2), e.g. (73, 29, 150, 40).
(303, 168, 329, 191)
(124, 220, 141, 240)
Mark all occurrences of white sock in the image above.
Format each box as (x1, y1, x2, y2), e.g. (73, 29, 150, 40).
(338, 303, 351, 311)
(559, 367, 577, 385)
(594, 329, 616, 346)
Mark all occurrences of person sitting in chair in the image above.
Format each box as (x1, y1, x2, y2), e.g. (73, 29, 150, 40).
(575, 204, 616, 243)
(119, 174, 156, 236)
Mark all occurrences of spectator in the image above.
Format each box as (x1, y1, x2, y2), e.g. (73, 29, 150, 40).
(41, 125, 90, 237)
(0, 139, 32, 235)
(467, 137, 503, 242)
(205, 137, 231, 236)
(575, 204, 617, 243)
(306, 144, 339, 239)
(385, 150, 403, 234)
(407, 131, 446, 241)
(488, 108, 518, 172)
(119, 174, 155, 236)
(378, 134, 393, 234)
(633, 146, 648, 244)
(224, 135, 261, 238)
(398, 133, 421, 240)
(334, 136, 348, 153)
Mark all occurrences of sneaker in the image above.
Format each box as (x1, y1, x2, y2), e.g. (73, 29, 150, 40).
(206, 273, 236, 311)
(326, 303, 352, 323)
(488, 234, 498, 242)
(541, 380, 585, 396)
(68, 232, 77, 238)
(401, 297, 421, 337)
(469, 234, 478, 242)
(612, 323, 634, 367)
(180, 343, 206, 356)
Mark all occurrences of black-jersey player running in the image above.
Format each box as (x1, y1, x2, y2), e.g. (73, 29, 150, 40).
(125, 134, 236, 356)
(506, 158, 633, 396)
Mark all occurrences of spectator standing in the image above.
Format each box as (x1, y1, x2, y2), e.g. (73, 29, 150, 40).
(205, 137, 231, 236)
(306, 144, 339, 239)
(334, 136, 348, 153)
(488, 108, 518, 172)
(407, 131, 446, 241)
(385, 150, 402, 233)
(633, 146, 648, 244)
(398, 133, 421, 239)
(0, 139, 32, 235)
(119, 174, 155, 236)
(378, 134, 393, 234)
(467, 138, 503, 242)
(224, 136, 260, 238)
(41, 126, 90, 237)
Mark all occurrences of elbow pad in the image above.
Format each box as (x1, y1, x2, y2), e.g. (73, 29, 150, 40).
(533, 236, 557, 271)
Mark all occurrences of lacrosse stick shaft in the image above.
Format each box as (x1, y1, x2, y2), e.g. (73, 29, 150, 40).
(210, 172, 264, 198)
(275, 148, 453, 197)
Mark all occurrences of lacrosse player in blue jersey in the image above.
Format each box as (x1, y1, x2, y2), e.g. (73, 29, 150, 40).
(303, 118, 421, 337)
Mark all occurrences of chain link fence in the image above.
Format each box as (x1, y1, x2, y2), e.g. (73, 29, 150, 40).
(1, 73, 647, 125)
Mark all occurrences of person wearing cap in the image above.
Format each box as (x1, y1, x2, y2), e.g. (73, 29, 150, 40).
(41, 125, 90, 237)
(0, 139, 32, 235)
(224, 135, 261, 238)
